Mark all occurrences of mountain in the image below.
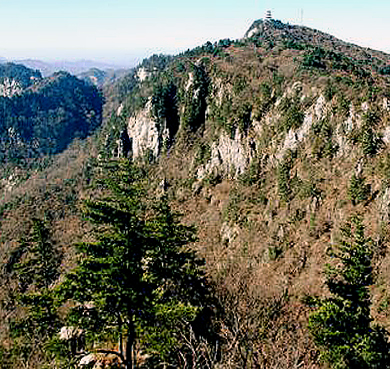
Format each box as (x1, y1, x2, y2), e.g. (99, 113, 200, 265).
(77, 67, 108, 87)
(77, 67, 130, 87)
(97, 18, 390, 367)
(0, 65, 102, 162)
(14, 58, 127, 77)
(0, 63, 42, 97)
(1, 19, 390, 369)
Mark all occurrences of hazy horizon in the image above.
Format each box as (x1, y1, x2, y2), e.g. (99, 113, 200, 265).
(1, 0, 389, 67)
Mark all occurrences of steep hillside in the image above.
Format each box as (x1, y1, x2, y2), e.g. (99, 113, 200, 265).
(2, 18, 390, 369)
(0, 68, 102, 164)
(98, 18, 390, 367)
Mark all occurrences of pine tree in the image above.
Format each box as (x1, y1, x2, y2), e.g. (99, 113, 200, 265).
(56, 160, 207, 369)
(15, 218, 61, 291)
(308, 216, 390, 369)
(6, 218, 61, 368)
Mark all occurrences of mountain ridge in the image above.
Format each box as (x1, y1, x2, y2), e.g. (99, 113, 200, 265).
(1, 58, 130, 77)
(1, 19, 390, 369)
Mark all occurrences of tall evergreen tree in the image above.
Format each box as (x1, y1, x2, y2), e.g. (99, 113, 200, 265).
(308, 216, 390, 369)
(56, 160, 207, 369)
(5, 218, 61, 368)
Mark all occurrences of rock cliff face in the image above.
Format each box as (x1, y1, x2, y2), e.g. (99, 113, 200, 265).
(0, 63, 42, 96)
(126, 99, 169, 160)
(0, 78, 23, 97)
(118, 71, 390, 182)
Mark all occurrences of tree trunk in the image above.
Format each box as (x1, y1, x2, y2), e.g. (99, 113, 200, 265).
(125, 319, 136, 369)
(118, 315, 124, 358)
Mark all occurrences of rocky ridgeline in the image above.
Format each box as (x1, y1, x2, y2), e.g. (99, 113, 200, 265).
(114, 55, 390, 180)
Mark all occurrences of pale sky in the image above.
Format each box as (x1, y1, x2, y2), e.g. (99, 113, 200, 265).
(0, 0, 389, 66)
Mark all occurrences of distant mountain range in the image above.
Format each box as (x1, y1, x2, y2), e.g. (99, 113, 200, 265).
(0, 57, 130, 77)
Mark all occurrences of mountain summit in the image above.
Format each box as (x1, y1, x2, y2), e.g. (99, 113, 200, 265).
(245, 18, 390, 66)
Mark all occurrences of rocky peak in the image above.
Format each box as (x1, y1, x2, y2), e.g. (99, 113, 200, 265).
(0, 63, 42, 95)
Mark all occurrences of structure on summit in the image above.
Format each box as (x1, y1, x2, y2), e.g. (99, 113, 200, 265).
(264, 10, 272, 22)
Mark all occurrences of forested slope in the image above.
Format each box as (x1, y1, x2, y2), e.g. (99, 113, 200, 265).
(0, 66, 102, 163)
(2, 18, 390, 369)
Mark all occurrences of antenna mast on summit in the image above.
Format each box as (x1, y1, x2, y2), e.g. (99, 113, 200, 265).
(264, 10, 272, 22)
(264, 9, 272, 31)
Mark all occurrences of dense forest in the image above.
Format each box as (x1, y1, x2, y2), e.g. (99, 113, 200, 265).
(0, 67, 102, 163)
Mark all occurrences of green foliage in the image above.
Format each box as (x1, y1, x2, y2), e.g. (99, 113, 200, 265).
(348, 174, 370, 205)
(5, 219, 62, 369)
(302, 48, 326, 69)
(298, 179, 322, 201)
(151, 77, 180, 144)
(239, 157, 262, 186)
(283, 40, 306, 50)
(278, 95, 305, 132)
(10, 293, 59, 341)
(277, 157, 292, 202)
(311, 118, 339, 159)
(308, 217, 390, 369)
(232, 75, 248, 95)
(253, 82, 274, 121)
(195, 141, 212, 165)
(14, 218, 62, 291)
(115, 70, 139, 101)
(267, 246, 283, 261)
(235, 102, 253, 134)
(56, 160, 208, 368)
(337, 93, 351, 118)
(223, 188, 245, 225)
(180, 39, 233, 58)
(302, 46, 370, 76)
(324, 80, 336, 101)
(361, 126, 383, 157)
(0, 72, 102, 161)
(379, 66, 390, 76)
(210, 73, 254, 136)
(181, 64, 209, 132)
(272, 72, 285, 97)
(209, 95, 234, 136)
(139, 54, 174, 73)
(360, 110, 383, 157)
(0, 63, 42, 89)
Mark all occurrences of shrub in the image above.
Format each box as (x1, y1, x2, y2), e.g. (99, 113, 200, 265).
(311, 118, 339, 159)
(302, 48, 326, 69)
(348, 173, 370, 205)
(360, 110, 383, 157)
(379, 66, 390, 76)
(361, 126, 383, 157)
(337, 94, 350, 118)
(277, 157, 292, 202)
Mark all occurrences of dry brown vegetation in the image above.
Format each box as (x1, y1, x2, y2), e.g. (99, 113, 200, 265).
(2, 20, 390, 369)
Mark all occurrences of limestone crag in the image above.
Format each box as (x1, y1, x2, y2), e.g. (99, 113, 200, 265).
(197, 130, 255, 180)
(126, 99, 169, 160)
(0, 78, 23, 97)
